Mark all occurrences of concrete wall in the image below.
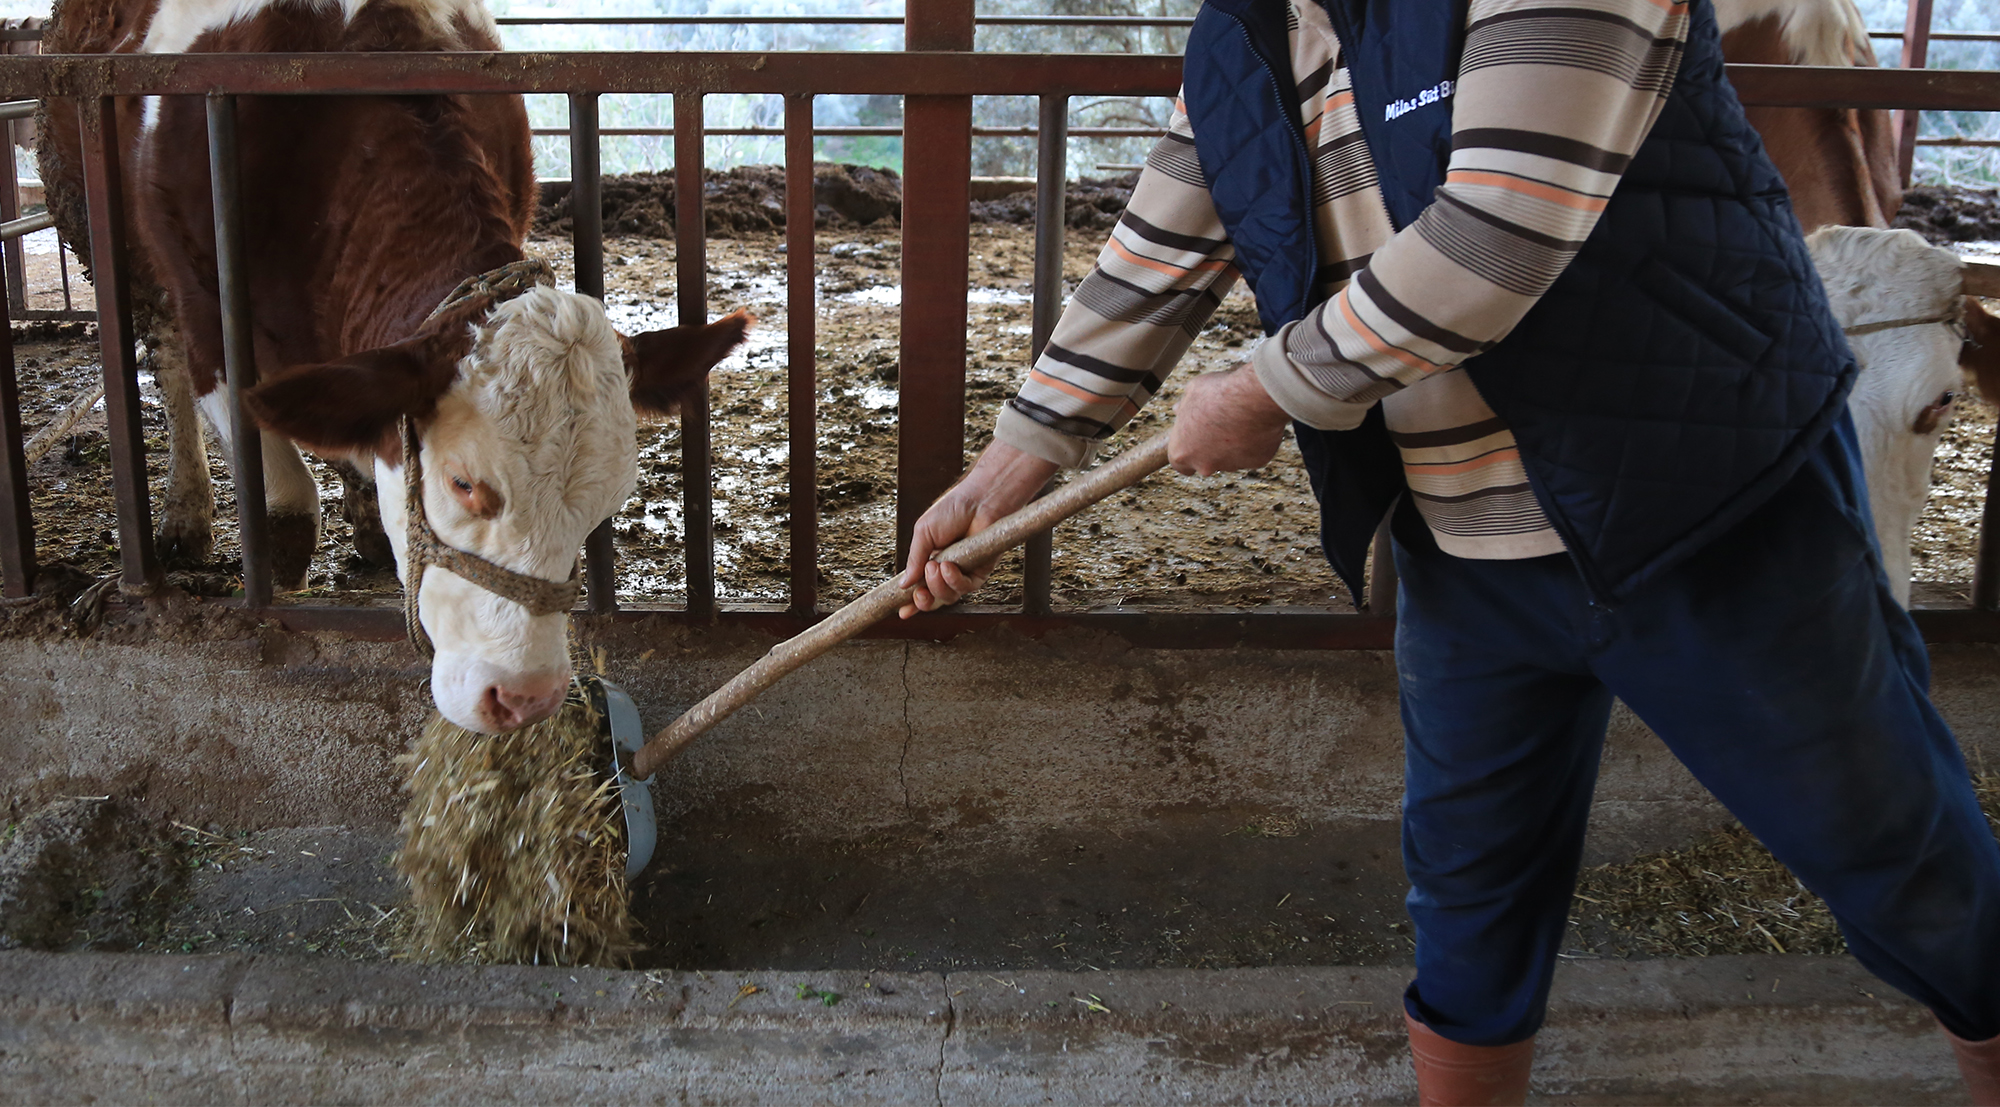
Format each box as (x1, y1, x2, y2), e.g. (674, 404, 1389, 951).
(4, 596, 1996, 857)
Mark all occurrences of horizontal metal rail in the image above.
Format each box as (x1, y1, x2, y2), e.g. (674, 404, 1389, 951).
(0, 212, 52, 240)
(0, 100, 35, 121)
(494, 15, 1198, 28)
(6, 55, 1999, 112)
(5, 18, 1996, 39)
(528, 125, 1168, 139)
(244, 599, 2000, 650)
(1868, 29, 2000, 42)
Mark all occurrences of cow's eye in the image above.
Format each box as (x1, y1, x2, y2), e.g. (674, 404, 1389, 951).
(451, 477, 472, 492)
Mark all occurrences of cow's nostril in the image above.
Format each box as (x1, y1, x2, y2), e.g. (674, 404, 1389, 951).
(487, 681, 565, 730)
(481, 685, 523, 730)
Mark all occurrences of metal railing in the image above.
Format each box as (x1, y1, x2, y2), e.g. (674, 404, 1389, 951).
(0, 48, 1998, 646)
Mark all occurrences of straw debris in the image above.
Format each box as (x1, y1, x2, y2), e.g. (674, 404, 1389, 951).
(393, 686, 634, 966)
(1571, 768, 1997, 958)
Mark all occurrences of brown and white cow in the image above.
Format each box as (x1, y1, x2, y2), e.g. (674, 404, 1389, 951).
(41, 0, 749, 732)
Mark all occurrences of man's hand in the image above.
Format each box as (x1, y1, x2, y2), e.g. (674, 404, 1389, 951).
(1170, 366, 1289, 476)
(897, 441, 1061, 618)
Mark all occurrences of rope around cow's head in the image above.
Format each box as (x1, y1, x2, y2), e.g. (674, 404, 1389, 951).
(402, 257, 582, 659)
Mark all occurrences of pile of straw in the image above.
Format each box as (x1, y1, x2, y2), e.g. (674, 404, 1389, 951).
(1571, 768, 1997, 958)
(393, 686, 635, 966)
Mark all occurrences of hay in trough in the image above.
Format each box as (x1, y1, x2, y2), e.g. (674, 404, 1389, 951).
(393, 686, 634, 966)
(1571, 768, 1998, 958)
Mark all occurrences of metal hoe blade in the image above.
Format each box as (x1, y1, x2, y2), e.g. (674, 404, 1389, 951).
(590, 677, 657, 880)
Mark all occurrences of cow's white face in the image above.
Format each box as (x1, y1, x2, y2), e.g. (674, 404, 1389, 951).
(376, 287, 637, 732)
(246, 279, 748, 734)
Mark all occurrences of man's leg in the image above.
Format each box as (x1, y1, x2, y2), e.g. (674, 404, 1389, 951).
(1595, 429, 2000, 1048)
(1394, 519, 1616, 1050)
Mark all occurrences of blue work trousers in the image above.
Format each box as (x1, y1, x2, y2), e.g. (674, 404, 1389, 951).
(1392, 417, 2000, 1047)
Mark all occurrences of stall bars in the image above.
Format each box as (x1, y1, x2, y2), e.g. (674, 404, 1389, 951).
(0, 49, 1998, 650)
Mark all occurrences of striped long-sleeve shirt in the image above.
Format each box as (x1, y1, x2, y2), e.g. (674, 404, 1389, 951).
(997, 0, 1690, 559)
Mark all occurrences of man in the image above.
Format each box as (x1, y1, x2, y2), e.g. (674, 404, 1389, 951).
(897, 0, 2000, 1101)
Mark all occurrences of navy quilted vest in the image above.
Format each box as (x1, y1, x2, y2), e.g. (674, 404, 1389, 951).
(1184, 0, 1857, 603)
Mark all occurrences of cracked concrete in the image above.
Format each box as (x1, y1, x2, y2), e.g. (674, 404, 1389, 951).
(0, 950, 1968, 1104)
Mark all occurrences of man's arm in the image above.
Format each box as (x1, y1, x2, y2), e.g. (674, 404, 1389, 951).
(1252, 0, 1692, 430)
(899, 97, 1244, 615)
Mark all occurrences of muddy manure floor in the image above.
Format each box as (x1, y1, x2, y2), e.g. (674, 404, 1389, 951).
(537, 162, 1140, 238)
(1895, 184, 2000, 246)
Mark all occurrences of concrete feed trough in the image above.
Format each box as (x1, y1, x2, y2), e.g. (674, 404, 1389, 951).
(1, 602, 1993, 1102)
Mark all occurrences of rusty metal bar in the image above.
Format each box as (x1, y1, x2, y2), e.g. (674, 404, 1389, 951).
(1897, 0, 1937, 187)
(527, 125, 1170, 138)
(896, 0, 976, 568)
(1973, 422, 2000, 612)
(54, 230, 72, 314)
(260, 599, 1405, 649)
(77, 97, 159, 593)
(676, 90, 715, 620)
(1021, 93, 1068, 617)
(0, 256, 32, 597)
(252, 597, 2000, 648)
(569, 91, 618, 616)
(207, 94, 272, 608)
(0, 52, 1185, 101)
(784, 93, 818, 619)
(493, 14, 1199, 27)
(2, 116, 24, 318)
(8, 54, 2000, 111)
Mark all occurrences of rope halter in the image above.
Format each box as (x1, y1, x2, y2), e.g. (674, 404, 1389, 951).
(1839, 300, 1969, 436)
(401, 258, 581, 658)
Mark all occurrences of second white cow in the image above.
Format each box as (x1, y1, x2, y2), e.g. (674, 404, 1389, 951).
(1806, 225, 1968, 607)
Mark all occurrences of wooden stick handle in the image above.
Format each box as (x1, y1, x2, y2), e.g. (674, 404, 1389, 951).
(630, 433, 1172, 778)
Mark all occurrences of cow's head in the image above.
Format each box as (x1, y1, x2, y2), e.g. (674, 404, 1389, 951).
(247, 285, 750, 732)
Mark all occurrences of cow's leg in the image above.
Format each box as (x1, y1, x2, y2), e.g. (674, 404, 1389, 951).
(198, 389, 321, 591)
(151, 332, 216, 566)
(331, 459, 395, 567)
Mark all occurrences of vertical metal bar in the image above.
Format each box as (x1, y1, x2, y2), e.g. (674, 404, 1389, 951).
(570, 91, 618, 615)
(56, 233, 71, 312)
(1021, 94, 1068, 617)
(784, 93, 818, 618)
(1365, 513, 1398, 616)
(675, 90, 715, 619)
(206, 94, 271, 608)
(1896, 0, 1935, 188)
(896, 0, 975, 567)
(0, 258, 33, 597)
(2, 117, 25, 317)
(77, 96, 159, 593)
(1972, 421, 2000, 611)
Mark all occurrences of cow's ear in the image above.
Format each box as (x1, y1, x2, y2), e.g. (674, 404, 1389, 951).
(245, 337, 457, 463)
(624, 309, 753, 417)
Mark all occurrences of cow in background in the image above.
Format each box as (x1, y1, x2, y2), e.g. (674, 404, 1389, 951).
(1807, 226, 1968, 605)
(1719, 0, 2000, 602)
(38, 0, 749, 732)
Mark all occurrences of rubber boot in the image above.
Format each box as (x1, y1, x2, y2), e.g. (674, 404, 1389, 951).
(1406, 1012, 1534, 1107)
(1942, 1022, 2000, 1107)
